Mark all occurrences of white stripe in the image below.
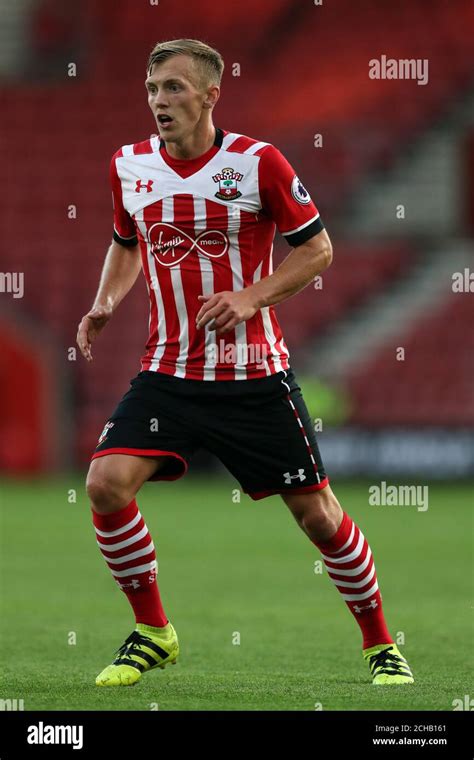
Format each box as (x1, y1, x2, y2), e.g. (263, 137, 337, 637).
(252, 262, 271, 375)
(342, 579, 379, 602)
(161, 197, 189, 378)
(171, 265, 188, 378)
(280, 369, 291, 393)
(285, 394, 321, 472)
(330, 563, 376, 590)
(150, 136, 160, 152)
(331, 523, 355, 555)
(258, 246, 284, 373)
(97, 524, 148, 552)
(324, 548, 372, 577)
(194, 196, 216, 380)
(320, 530, 365, 565)
(226, 206, 248, 379)
(121, 143, 134, 157)
(104, 541, 155, 565)
(221, 132, 242, 150)
(95, 510, 142, 538)
(135, 210, 167, 371)
(282, 212, 320, 237)
(268, 251, 289, 362)
(261, 307, 284, 373)
(244, 141, 270, 155)
(111, 560, 157, 578)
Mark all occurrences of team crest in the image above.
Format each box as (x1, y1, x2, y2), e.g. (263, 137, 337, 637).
(212, 167, 243, 200)
(98, 421, 114, 445)
(291, 175, 311, 205)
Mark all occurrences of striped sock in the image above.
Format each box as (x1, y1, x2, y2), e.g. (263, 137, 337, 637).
(312, 511, 393, 649)
(92, 499, 168, 628)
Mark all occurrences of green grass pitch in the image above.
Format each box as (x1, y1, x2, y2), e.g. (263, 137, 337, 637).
(0, 476, 472, 711)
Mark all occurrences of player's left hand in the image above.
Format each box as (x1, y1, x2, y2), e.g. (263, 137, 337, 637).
(196, 290, 258, 335)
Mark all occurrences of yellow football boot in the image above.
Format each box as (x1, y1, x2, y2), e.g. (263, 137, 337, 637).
(96, 621, 179, 686)
(363, 643, 414, 685)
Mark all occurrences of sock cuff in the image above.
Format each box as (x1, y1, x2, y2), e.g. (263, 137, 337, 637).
(91, 499, 139, 531)
(314, 510, 353, 554)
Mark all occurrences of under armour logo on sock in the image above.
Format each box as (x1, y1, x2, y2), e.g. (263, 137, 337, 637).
(119, 579, 140, 590)
(283, 469, 306, 484)
(354, 599, 378, 614)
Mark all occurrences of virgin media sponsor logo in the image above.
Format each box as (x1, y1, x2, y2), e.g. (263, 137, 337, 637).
(148, 222, 229, 267)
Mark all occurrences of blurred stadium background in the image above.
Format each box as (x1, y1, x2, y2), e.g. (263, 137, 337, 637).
(0, 0, 473, 711)
(0, 0, 472, 477)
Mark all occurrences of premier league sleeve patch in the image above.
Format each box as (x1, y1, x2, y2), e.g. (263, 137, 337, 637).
(291, 175, 311, 205)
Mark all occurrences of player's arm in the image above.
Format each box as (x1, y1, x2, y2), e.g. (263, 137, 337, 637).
(76, 240, 141, 362)
(247, 228, 332, 308)
(196, 143, 332, 336)
(196, 230, 332, 334)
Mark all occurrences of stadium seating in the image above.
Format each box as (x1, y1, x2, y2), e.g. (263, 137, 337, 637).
(1, 0, 472, 468)
(347, 295, 474, 426)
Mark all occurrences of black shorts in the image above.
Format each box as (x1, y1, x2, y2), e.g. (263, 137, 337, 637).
(91, 368, 329, 500)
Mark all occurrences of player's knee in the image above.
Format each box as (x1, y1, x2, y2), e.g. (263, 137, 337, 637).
(285, 486, 342, 540)
(86, 467, 133, 512)
(303, 490, 343, 539)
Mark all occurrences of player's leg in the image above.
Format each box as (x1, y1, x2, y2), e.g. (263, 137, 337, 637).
(282, 485, 414, 684)
(200, 366, 413, 685)
(86, 454, 179, 686)
(86, 453, 169, 626)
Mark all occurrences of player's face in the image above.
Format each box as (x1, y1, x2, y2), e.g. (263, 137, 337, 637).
(145, 55, 212, 141)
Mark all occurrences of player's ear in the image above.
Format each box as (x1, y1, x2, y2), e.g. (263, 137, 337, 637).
(203, 85, 219, 109)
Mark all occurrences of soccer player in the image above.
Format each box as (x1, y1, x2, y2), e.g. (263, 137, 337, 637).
(76, 39, 413, 688)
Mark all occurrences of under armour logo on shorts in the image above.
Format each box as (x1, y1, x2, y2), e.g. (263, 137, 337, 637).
(283, 469, 306, 484)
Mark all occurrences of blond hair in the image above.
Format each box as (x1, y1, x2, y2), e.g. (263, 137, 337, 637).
(146, 38, 224, 90)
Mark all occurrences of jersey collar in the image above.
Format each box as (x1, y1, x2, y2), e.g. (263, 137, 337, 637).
(158, 127, 223, 177)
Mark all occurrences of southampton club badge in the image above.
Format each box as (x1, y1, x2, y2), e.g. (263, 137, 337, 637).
(212, 167, 243, 200)
(98, 421, 114, 445)
(291, 175, 311, 205)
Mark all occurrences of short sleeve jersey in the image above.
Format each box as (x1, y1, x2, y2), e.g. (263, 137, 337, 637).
(110, 127, 324, 380)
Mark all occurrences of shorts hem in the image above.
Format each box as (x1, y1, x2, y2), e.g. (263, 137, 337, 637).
(246, 477, 329, 501)
(90, 447, 188, 481)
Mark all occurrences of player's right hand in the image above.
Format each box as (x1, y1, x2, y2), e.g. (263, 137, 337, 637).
(76, 306, 112, 362)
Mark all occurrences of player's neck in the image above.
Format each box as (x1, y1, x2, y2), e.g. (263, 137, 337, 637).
(162, 124, 216, 161)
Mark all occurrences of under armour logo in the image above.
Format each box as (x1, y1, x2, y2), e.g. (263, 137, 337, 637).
(135, 179, 154, 193)
(119, 579, 140, 590)
(354, 600, 378, 613)
(283, 469, 306, 484)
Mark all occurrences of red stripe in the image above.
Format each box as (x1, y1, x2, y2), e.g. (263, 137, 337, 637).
(143, 201, 181, 373)
(98, 525, 150, 552)
(225, 135, 260, 153)
(91, 499, 137, 532)
(323, 522, 361, 559)
(333, 575, 378, 597)
(104, 548, 156, 573)
(91, 448, 187, 475)
(133, 139, 153, 155)
(324, 540, 371, 573)
(173, 194, 203, 379)
(247, 478, 329, 500)
(139, 198, 162, 370)
(327, 556, 375, 585)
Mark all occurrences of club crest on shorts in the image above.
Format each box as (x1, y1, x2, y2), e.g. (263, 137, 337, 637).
(212, 167, 243, 200)
(98, 421, 114, 445)
(291, 175, 311, 205)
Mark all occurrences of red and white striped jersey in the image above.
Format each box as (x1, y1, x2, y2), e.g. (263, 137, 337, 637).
(110, 127, 324, 380)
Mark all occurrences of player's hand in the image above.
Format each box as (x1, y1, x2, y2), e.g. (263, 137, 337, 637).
(195, 290, 258, 335)
(76, 306, 113, 362)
